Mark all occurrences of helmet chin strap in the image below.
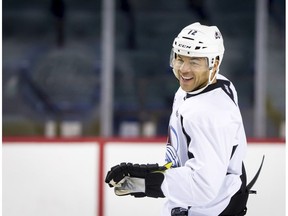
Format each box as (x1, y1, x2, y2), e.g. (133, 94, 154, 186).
(208, 67, 219, 84)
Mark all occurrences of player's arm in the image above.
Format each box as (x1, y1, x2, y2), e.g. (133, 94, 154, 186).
(105, 162, 172, 198)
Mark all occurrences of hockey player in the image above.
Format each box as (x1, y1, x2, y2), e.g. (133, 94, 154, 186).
(105, 22, 262, 216)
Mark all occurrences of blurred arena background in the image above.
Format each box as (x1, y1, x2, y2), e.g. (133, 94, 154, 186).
(2, 0, 285, 138)
(2, 1, 286, 216)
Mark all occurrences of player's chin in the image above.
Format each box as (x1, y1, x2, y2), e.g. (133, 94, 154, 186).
(180, 84, 195, 92)
(179, 80, 195, 92)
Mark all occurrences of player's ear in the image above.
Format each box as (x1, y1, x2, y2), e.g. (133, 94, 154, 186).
(213, 56, 220, 70)
(209, 57, 219, 81)
(211, 56, 220, 76)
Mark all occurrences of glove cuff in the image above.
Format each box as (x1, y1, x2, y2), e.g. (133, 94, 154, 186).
(145, 172, 165, 198)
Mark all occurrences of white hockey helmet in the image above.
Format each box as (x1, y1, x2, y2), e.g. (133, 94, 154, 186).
(170, 22, 225, 80)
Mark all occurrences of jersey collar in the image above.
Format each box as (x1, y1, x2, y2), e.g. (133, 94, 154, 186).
(185, 79, 233, 100)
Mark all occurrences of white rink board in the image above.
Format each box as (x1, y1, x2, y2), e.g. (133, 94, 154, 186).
(244, 144, 285, 216)
(2, 141, 285, 216)
(2, 143, 99, 216)
(104, 142, 285, 216)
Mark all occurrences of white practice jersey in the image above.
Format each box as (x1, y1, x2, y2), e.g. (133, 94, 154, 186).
(161, 74, 247, 216)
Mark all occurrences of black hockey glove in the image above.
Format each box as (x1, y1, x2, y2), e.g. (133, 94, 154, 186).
(105, 162, 172, 198)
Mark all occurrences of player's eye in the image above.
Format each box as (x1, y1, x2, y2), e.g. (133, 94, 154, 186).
(175, 58, 184, 64)
(189, 60, 200, 65)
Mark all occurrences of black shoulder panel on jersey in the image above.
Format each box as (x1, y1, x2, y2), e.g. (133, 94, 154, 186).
(219, 80, 236, 105)
(186, 79, 236, 105)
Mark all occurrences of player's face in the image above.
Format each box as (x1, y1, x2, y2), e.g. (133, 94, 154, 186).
(173, 55, 210, 92)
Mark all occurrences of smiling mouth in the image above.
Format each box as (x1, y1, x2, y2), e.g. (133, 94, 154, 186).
(181, 75, 193, 81)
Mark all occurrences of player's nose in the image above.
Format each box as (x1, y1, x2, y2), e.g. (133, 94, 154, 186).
(179, 62, 191, 72)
